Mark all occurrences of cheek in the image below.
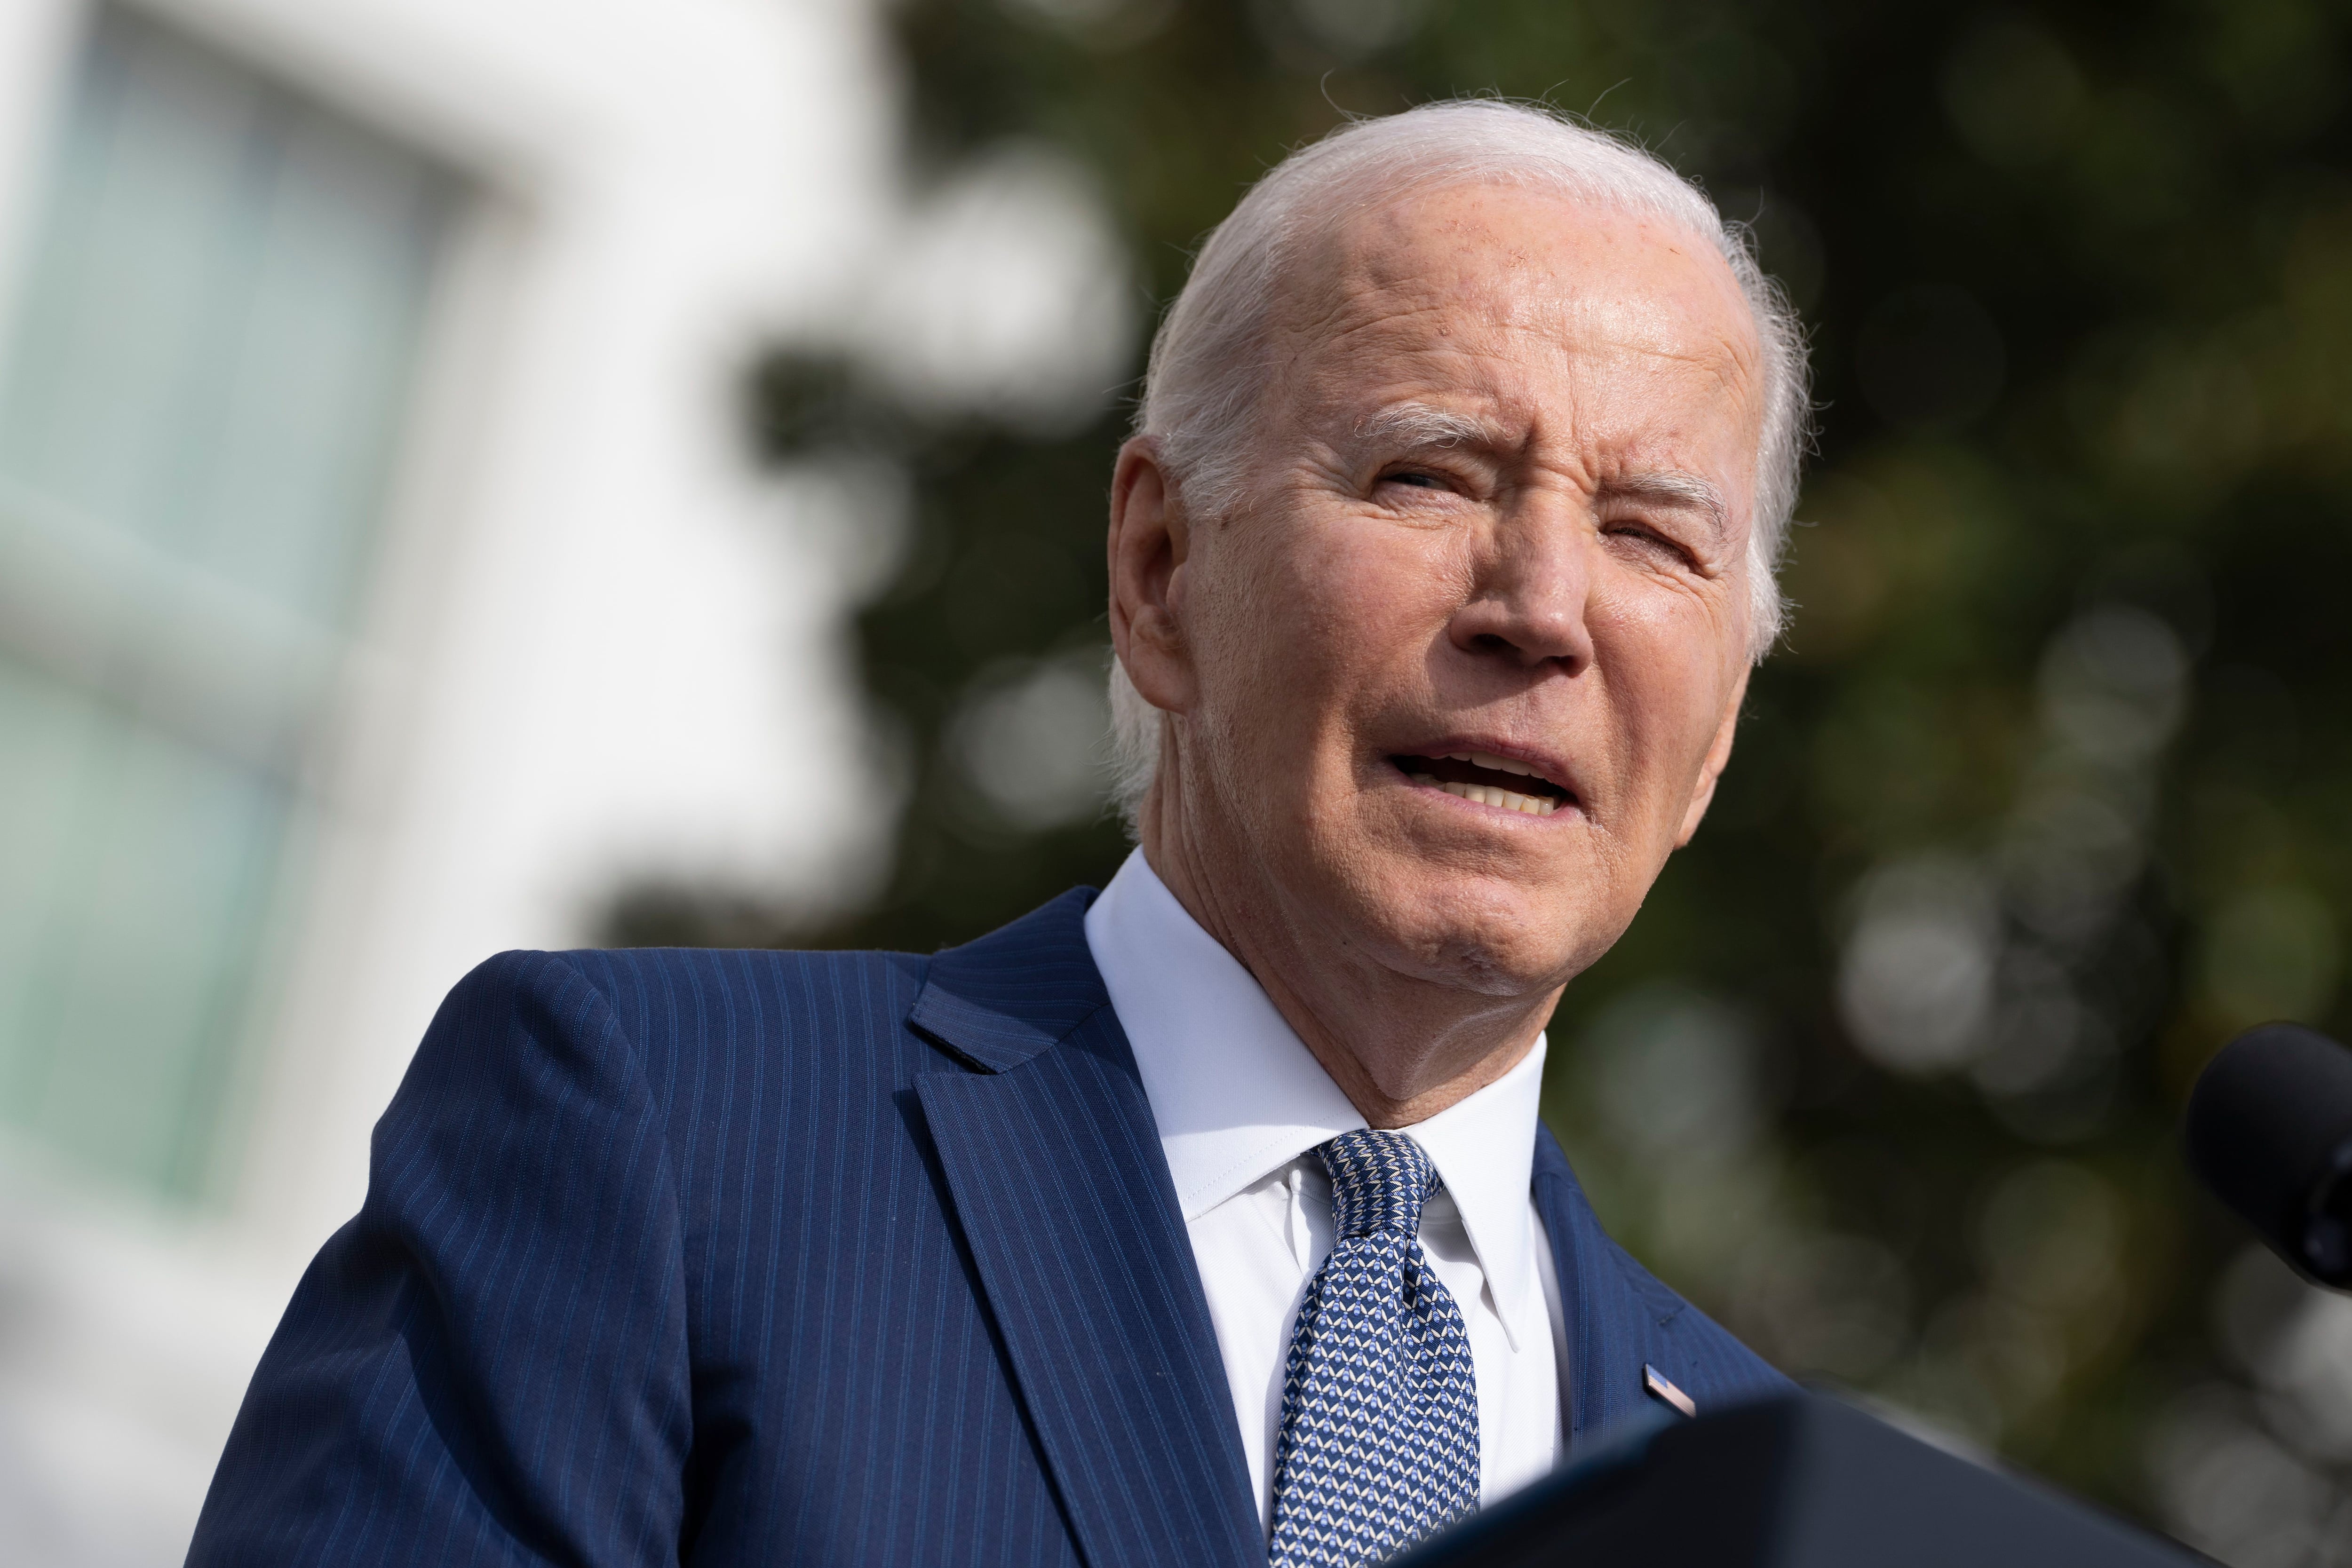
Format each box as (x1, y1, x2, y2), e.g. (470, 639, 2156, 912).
(1196, 514, 1463, 783)
(1276, 512, 1466, 657)
(1588, 581, 1737, 778)
(1204, 512, 1450, 692)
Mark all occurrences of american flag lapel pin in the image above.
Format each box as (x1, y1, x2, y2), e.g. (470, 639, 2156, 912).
(1643, 1363, 1697, 1418)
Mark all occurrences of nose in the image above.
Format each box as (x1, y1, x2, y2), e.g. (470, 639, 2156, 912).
(1444, 504, 1596, 672)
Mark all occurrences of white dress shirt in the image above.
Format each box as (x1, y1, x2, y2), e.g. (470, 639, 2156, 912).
(1084, 850, 1566, 1531)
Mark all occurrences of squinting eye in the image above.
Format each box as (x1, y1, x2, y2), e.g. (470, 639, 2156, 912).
(1607, 524, 1692, 561)
(1383, 471, 1445, 490)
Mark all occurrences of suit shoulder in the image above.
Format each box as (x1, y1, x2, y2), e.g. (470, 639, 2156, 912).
(525, 946, 936, 1067)
(1534, 1128, 1790, 1405)
(1594, 1226, 1697, 1327)
(433, 946, 931, 1059)
(1596, 1229, 1791, 1401)
(549, 943, 928, 997)
(424, 947, 620, 1045)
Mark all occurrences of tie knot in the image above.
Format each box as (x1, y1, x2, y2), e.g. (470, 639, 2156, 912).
(1316, 1129, 1439, 1240)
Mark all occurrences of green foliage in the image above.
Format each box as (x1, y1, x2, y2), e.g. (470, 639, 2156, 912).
(611, 0, 2352, 1552)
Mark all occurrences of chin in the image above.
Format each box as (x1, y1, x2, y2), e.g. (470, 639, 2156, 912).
(1280, 775, 1636, 997)
(1351, 859, 1599, 998)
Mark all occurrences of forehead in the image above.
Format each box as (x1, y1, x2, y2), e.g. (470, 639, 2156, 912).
(1271, 183, 1764, 461)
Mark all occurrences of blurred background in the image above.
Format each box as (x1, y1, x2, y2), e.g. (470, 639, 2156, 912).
(0, 0, 2347, 1562)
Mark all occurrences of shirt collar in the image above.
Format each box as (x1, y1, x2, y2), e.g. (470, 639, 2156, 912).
(1084, 848, 1549, 1350)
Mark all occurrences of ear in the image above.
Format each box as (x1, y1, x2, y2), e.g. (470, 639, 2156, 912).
(1674, 663, 1751, 847)
(1107, 435, 1196, 717)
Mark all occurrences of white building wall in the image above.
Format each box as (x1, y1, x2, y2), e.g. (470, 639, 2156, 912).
(0, 0, 899, 1560)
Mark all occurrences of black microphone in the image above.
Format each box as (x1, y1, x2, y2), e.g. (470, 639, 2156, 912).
(2184, 1022, 2352, 1288)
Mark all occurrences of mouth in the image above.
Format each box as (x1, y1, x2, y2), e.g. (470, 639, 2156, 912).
(1389, 748, 1575, 818)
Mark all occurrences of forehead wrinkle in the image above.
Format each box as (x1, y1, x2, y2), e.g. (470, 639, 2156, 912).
(1647, 329, 1762, 411)
(1287, 265, 1754, 422)
(1280, 283, 1458, 375)
(1265, 194, 1764, 485)
(1277, 310, 1525, 444)
(1287, 179, 1755, 328)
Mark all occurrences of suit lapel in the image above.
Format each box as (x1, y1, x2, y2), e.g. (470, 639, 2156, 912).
(1534, 1124, 1656, 1453)
(910, 892, 1263, 1568)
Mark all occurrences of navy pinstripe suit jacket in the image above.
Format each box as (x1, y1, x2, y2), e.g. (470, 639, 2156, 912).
(190, 887, 1787, 1567)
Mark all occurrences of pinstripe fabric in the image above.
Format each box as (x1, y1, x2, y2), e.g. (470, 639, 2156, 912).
(189, 887, 1787, 1567)
(1533, 1126, 1790, 1450)
(914, 1011, 1260, 1568)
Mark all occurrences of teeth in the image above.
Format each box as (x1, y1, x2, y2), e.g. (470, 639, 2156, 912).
(1431, 779, 1556, 816)
(1441, 749, 1538, 777)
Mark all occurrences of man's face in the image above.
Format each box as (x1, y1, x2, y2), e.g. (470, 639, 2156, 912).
(1149, 182, 1764, 998)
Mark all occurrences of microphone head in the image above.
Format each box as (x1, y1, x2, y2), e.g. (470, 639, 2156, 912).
(2185, 1022, 2352, 1287)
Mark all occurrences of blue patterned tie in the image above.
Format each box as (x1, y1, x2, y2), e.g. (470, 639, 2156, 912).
(1267, 1130, 1480, 1568)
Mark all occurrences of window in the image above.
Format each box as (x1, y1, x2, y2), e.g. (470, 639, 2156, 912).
(0, 6, 456, 1198)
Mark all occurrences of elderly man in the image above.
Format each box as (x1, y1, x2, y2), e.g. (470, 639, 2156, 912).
(192, 101, 1805, 1568)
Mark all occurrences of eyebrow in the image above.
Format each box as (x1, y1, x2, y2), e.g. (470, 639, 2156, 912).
(1599, 470, 1730, 544)
(1353, 402, 1511, 453)
(1354, 403, 1732, 544)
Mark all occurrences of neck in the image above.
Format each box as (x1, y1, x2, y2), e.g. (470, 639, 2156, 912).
(1138, 771, 1557, 1130)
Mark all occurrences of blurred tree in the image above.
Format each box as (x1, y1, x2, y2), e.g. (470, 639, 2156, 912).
(608, 0, 2352, 1557)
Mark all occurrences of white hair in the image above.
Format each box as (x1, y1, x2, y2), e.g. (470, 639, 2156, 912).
(1107, 99, 1813, 829)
